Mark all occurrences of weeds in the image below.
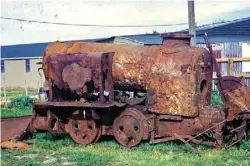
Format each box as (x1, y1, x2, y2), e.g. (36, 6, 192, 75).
(7, 96, 34, 109)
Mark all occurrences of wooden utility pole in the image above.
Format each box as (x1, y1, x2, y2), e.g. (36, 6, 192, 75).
(188, 0, 196, 46)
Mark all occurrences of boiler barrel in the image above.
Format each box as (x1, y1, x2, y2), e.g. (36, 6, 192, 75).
(43, 42, 213, 117)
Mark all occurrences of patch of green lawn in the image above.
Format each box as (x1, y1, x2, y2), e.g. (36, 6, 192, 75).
(1, 133, 250, 166)
(1, 107, 32, 118)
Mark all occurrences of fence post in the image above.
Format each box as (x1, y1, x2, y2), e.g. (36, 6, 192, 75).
(228, 58, 233, 76)
(3, 76, 7, 107)
(25, 80, 28, 96)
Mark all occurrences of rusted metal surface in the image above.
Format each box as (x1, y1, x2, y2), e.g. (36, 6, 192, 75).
(155, 106, 226, 138)
(30, 104, 49, 131)
(47, 111, 65, 135)
(45, 53, 111, 90)
(31, 115, 48, 131)
(3, 35, 246, 149)
(44, 52, 114, 104)
(161, 33, 192, 47)
(1, 116, 32, 142)
(204, 33, 222, 79)
(67, 110, 101, 145)
(43, 42, 213, 117)
(1, 141, 32, 150)
(219, 77, 250, 120)
(112, 108, 150, 147)
(161, 33, 193, 39)
(62, 63, 92, 91)
(33, 101, 126, 108)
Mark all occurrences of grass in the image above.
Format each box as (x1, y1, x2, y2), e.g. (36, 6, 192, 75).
(1, 133, 250, 166)
(1, 107, 32, 118)
(211, 90, 223, 105)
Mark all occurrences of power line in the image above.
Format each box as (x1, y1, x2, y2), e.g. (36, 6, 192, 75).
(1, 16, 188, 27)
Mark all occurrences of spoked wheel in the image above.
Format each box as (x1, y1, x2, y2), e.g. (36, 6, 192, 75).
(68, 111, 100, 145)
(113, 108, 146, 147)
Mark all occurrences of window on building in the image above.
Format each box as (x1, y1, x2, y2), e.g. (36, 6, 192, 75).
(1, 60, 5, 73)
(25, 59, 30, 72)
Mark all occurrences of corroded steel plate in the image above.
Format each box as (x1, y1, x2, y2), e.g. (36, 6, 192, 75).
(1, 115, 32, 142)
(67, 112, 100, 145)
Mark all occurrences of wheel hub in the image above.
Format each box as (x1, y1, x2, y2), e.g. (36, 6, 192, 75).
(113, 108, 146, 147)
(68, 112, 100, 145)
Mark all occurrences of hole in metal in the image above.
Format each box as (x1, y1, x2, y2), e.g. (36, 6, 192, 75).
(74, 123, 78, 129)
(119, 126, 124, 131)
(134, 126, 139, 131)
(200, 80, 207, 93)
(50, 118, 57, 130)
(88, 125, 92, 130)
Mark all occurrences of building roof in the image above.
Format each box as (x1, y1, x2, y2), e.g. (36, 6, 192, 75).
(194, 17, 250, 34)
(1, 38, 102, 59)
(180, 17, 250, 43)
(90, 34, 163, 45)
(1, 42, 48, 59)
(121, 34, 162, 45)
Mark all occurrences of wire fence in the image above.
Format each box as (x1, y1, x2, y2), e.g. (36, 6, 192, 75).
(0, 87, 38, 107)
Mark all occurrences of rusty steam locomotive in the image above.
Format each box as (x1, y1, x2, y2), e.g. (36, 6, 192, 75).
(29, 34, 250, 148)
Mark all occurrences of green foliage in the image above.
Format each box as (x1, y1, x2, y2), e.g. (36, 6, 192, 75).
(211, 90, 223, 105)
(7, 96, 34, 109)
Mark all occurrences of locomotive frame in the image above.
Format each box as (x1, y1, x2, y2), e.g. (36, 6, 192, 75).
(30, 48, 250, 149)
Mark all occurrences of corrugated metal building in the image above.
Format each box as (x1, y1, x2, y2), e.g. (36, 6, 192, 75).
(193, 17, 250, 89)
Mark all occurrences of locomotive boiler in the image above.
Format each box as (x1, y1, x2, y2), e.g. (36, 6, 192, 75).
(28, 34, 250, 148)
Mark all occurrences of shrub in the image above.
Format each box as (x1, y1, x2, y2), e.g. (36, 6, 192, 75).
(8, 96, 35, 109)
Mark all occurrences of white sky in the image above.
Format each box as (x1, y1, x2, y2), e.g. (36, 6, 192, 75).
(1, 0, 250, 45)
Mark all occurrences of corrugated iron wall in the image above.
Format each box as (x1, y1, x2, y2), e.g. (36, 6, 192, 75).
(197, 42, 250, 90)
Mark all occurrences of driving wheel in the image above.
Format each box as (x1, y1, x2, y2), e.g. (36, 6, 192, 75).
(68, 112, 100, 145)
(113, 108, 145, 147)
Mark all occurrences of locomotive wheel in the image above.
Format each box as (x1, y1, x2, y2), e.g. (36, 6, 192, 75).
(68, 115, 100, 145)
(113, 108, 145, 147)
